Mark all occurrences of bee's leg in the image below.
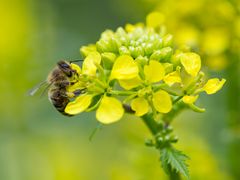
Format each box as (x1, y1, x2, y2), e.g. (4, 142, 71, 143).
(74, 88, 87, 95)
(65, 92, 75, 98)
(65, 88, 86, 98)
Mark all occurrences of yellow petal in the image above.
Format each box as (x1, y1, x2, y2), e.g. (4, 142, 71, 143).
(110, 55, 139, 80)
(80, 44, 97, 57)
(131, 97, 149, 116)
(152, 90, 172, 113)
(146, 12, 165, 28)
(82, 52, 101, 76)
(183, 95, 199, 104)
(180, 52, 201, 77)
(144, 60, 165, 83)
(203, 78, 226, 94)
(70, 63, 81, 74)
(64, 94, 93, 115)
(96, 96, 124, 124)
(163, 71, 182, 86)
(118, 76, 142, 90)
(66, 81, 85, 93)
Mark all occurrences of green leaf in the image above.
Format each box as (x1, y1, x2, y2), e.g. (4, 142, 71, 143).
(160, 146, 190, 179)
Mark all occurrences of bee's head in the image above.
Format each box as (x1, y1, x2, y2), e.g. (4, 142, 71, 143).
(57, 61, 76, 77)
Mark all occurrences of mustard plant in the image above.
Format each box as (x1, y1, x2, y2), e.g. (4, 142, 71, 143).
(48, 13, 226, 179)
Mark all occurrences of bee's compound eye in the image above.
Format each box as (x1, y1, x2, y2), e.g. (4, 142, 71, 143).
(58, 61, 70, 69)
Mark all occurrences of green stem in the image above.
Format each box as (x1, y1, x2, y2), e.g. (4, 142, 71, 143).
(142, 113, 159, 135)
(169, 168, 181, 180)
(173, 96, 183, 104)
(142, 114, 181, 179)
(110, 90, 135, 96)
(91, 78, 107, 89)
(152, 83, 168, 91)
(152, 83, 182, 96)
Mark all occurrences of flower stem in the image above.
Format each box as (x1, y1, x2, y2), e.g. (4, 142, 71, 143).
(173, 96, 183, 104)
(110, 90, 135, 96)
(169, 169, 181, 180)
(142, 113, 159, 135)
(142, 114, 181, 180)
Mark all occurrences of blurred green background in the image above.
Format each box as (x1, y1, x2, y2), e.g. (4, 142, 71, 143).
(0, 0, 239, 179)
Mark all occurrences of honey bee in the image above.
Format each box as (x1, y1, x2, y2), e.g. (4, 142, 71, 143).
(29, 60, 85, 116)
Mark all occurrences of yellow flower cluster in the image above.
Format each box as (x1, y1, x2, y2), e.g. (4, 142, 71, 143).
(148, 0, 240, 70)
(63, 14, 225, 124)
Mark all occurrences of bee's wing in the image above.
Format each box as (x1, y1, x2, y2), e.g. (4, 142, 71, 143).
(27, 80, 49, 96)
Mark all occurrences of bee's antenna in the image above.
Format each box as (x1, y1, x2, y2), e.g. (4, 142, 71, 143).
(70, 59, 84, 63)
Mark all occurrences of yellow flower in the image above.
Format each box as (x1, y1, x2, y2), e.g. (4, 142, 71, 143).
(65, 94, 124, 124)
(66, 81, 85, 94)
(131, 90, 172, 116)
(203, 78, 226, 94)
(119, 60, 165, 90)
(131, 97, 149, 116)
(117, 60, 172, 115)
(118, 76, 142, 90)
(82, 51, 101, 76)
(144, 60, 165, 83)
(70, 63, 81, 74)
(110, 55, 139, 80)
(183, 95, 199, 104)
(152, 90, 172, 113)
(163, 70, 182, 86)
(130, 89, 172, 116)
(80, 44, 97, 57)
(96, 96, 124, 124)
(180, 52, 201, 77)
(146, 12, 165, 29)
(65, 94, 93, 115)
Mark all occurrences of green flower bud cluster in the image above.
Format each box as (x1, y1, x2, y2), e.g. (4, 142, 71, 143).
(96, 27, 173, 61)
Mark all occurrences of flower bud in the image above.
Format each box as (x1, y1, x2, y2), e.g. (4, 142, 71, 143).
(166, 125, 173, 133)
(80, 45, 97, 57)
(164, 135, 171, 141)
(170, 135, 179, 143)
(145, 139, 154, 146)
(101, 52, 116, 69)
(157, 137, 164, 143)
(150, 47, 173, 62)
(96, 39, 111, 53)
(144, 43, 154, 56)
(119, 46, 131, 55)
(109, 37, 121, 53)
(162, 63, 173, 74)
(129, 46, 138, 58)
(116, 27, 127, 37)
(152, 38, 163, 50)
(163, 34, 173, 47)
